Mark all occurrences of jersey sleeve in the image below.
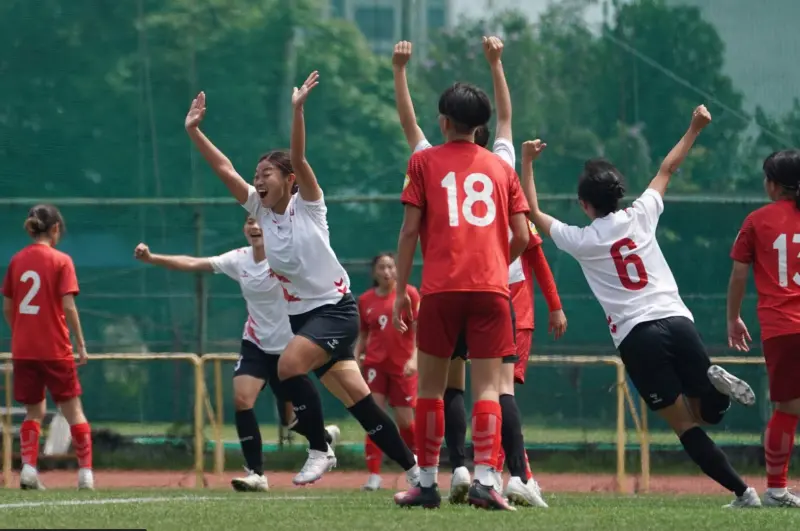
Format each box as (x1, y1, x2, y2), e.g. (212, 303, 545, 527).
(730, 215, 755, 264)
(633, 188, 665, 232)
(401, 152, 426, 209)
(493, 138, 515, 168)
(242, 185, 264, 219)
(2, 262, 13, 298)
(550, 219, 586, 258)
(208, 249, 242, 281)
(409, 286, 421, 321)
(295, 192, 329, 230)
(508, 171, 530, 216)
(413, 138, 433, 153)
(59, 256, 80, 297)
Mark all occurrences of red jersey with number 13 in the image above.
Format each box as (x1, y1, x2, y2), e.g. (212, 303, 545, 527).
(401, 141, 530, 296)
(730, 199, 800, 341)
(2, 244, 79, 360)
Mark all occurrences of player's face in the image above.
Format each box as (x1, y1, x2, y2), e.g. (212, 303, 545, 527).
(243, 217, 263, 247)
(373, 256, 397, 288)
(254, 160, 294, 209)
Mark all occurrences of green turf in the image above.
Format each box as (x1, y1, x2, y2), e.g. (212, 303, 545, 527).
(0, 490, 797, 531)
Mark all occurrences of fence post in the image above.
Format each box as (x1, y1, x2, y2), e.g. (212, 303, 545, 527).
(193, 356, 205, 488)
(3, 366, 11, 487)
(214, 359, 224, 475)
(640, 397, 650, 493)
(615, 361, 626, 493)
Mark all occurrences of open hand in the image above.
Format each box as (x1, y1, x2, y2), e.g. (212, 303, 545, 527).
(727, 317, 752, 352)
(393, 41, 412, 68)
(185, 92, 206, 130)
(549, 309, 567, 340)
(522, 139, 547, 161)
(292, 71, 319, 108)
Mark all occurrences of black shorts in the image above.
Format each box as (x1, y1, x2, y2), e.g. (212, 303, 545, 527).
(289, 294, 359, 377)
(450, 296, 518, 363)
(234, 339, 289, 421)
(618, 316, 729, 417)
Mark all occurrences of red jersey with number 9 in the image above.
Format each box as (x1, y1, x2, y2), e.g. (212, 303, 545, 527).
(730, 199, 800, 341)
(358, 286, 420, 374)
(2, 244, 79, 360)
(401, 140, 529, 296)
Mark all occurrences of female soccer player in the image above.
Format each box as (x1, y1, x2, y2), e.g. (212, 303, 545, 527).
(2, 205, 93, 490)
(728, 149, 800, 508)
(184, 77, 419, 487)
(519, 106, 763, 508)
(355, 253, 419, 491)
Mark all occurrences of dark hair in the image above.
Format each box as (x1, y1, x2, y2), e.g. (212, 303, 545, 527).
(438, 83, 492, 135)
(577, 159, 626, 217)
(24, 204, 65, 238)
(258, 150, 298, 194)
(474, 124, 490, 148)
(763, 150, 800, 209)
(371, 252, 395, 287)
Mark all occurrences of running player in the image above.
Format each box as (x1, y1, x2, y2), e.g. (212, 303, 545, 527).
(356, 253, 419, 491)
(520, 106, 762, 508)
(728, 149, 800, 508)
(2, 205, 94, 490)
(184, 78, 419, 487)
(392, 81, 530, 511)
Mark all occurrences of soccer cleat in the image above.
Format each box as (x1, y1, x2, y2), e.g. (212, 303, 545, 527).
(361, 473, 383, 491)
(292, 446, 337, 485)
(77, 468, 94, 490)
(449, 466, 471, 504)
(707, 365, 756, 407)
(20, 464, 45, 490)
(468, 480, 516, 511)
(505, 476, 548, 508)
(231, 469, 269, 492)
(394, 484, 442, 509)
(763, 488, 800, 508)
(325, 425, 340, 449)
(724, 487, 762, 508)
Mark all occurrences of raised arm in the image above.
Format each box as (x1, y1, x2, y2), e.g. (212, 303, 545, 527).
(392, 41, 425, 151)
(484, 36, 511, 142)
(185, 92, 251, 205)
(290, 71, 323, 202)
(134, 243, 213, 273)
(520, 140, 555, 237)
(648, 105, 712, 197)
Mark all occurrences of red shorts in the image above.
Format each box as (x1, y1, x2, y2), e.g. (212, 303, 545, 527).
(763, 334, 800, 402)
(12, 359, 82, 405)
(417, 292, 515, 359)
(514, 329, 533, 385)
(362, 365, 417, 408)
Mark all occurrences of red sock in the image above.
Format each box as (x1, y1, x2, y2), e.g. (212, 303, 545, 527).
(70, 423, 93, 469)
(524, 451, 533, 481)
(20, 420, 40, 468)
(765, 410, 798, 489)
(365, 435, 382, 474)
(415, 398, 444, 468)
(496, 448, 505, 472)
(472, 400, 502, 468)
(400, 425, 416, 455)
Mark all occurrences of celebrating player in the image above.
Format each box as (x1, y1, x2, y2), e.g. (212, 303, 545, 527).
(355, 253, 419, 491)
(392, 80, 530, 511)
(2, 205, 94, 490)
(184, 77, 419, 487)
(728, 149, 800, 508)
(520, 106, 762, 508)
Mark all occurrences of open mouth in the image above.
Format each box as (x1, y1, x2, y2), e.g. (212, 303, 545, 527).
(249, 231, 263, 238)
(256, 187, 267, 199)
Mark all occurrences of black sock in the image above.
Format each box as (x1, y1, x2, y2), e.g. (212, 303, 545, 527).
(679, 426, 748, 496)
(349, 394, 416, 471)
(289, 416, 333, 445)
(444, 388, 467, 472)
(235, 409, 263, 475)
(281, 375, 328, 452)
(499, 394, 527, 479)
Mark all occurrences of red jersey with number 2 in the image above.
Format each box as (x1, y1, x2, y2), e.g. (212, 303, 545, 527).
(401, 140, 530, 296)
(2, 244, 79, 360)
(730, 199, 800, 341)
(359, 286, 420, 374)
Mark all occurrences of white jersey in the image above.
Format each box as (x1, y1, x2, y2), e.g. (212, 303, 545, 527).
(415, 137, 525, 285)
(243, 186, 351, 315)
(550, 188, 692, 347)
(208, 246, 294, 354)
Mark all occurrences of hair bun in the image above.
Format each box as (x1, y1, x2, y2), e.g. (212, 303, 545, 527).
(612, 181, 625, 199)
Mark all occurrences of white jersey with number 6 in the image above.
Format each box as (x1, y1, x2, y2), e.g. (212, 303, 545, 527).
(550, 188, 692, 347)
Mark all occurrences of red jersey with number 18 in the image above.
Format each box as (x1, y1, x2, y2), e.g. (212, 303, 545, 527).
(2, 244, 79, 360)
(401, 141, 529, 296)
(730, 199, 800, 341)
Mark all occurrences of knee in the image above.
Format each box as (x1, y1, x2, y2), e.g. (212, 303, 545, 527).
(56, 398, 86, 426)
(233, 392, 256, 411)
(499, 365, 516, 396)
(394, 409, 414, 430)
(24, 405, 46, 424)
(277, 353, 305, 381)
(700, 395, 731, 426)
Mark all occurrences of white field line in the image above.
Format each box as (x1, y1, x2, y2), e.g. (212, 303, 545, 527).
(0, 494, 337, 510)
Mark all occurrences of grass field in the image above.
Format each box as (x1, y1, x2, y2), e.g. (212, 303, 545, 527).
(0, 489, 797, 531)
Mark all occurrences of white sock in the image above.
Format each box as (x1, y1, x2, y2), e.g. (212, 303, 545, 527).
(420, 466, 438, 488)
(767, 487, 787, 496)
(475, 464, 494, 487)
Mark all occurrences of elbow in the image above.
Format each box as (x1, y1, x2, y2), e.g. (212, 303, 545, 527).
(399, 225, 419, 243)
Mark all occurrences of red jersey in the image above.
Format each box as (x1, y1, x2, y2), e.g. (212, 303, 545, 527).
(401, 141, 530, 296)
(731, 199, 800, 340)
(359, 286, 420, 374)
(511, 222, 544, 330)
(2, 244, 79, 360)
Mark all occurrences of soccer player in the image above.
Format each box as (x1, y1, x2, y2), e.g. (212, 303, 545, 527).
(184, 77, 419, 487)
(392, 81, 530, 511)
(355, 253, 419, 491)
(728, 149, 800, 508)
(520, 106, 763, 508)
(2, 205, 94, 490)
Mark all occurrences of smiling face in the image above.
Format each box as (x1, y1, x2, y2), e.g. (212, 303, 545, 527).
(243, 216, 263, 247)
(254, 159, 294, 210)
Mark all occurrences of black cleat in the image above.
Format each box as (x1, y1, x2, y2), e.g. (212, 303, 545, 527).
(468, 480, 516, 511)
(394, 484, 442, 509)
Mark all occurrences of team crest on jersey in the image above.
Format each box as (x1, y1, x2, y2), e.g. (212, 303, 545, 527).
(403, 174, 410, 190)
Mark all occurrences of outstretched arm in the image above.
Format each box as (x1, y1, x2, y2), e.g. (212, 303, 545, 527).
(484, 36, 511, 143)
(520, 140, 555, 237)
(290, 71, 323, 202)
(648, 105, 712, 198)
(134, 243, 213, 273)
(185, 92, 250, 205)
(392, 41, 426, 151)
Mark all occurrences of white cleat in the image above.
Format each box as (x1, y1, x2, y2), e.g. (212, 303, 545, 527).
(449, 466, 471, 504)
(707, 365, 755, 407)
(292, 446, 337, 486)
(724, 487, 762, 508)
(231, 469, 269, 492)
(505, 476, 549, 508)
(361, 473, 383, 491)
(325, 425, 340, 449)
(77, 468, 94, 491)
(20, 464, 45, 490)
(763, 488, 800, 508)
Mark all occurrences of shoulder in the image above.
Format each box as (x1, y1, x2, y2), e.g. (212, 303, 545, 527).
(359, 289, 375, 305)
(407, 285, 420, 297)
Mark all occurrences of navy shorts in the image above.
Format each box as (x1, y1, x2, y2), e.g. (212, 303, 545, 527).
(289, 294, 359, 377)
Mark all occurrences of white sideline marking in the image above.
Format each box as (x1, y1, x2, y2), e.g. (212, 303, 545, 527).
(0, 496, 211, 510)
